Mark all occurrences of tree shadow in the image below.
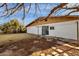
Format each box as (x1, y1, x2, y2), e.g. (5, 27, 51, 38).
(0, 35, 79, 56)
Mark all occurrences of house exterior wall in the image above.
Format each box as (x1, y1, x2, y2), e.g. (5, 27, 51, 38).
(27, 26, 38, 34)
(27, 20, 79, 40)
(49, 21, 77, 40)
(78, 21, 79, 40)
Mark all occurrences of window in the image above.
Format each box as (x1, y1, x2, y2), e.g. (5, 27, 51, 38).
(50, 26, 54, 30)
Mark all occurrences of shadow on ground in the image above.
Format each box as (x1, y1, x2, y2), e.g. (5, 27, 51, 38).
(0, 34, 79, 56)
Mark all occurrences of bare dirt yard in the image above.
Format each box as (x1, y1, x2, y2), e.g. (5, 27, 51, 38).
(0, 33, 79, 56)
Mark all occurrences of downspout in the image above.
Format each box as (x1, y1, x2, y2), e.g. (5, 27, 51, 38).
(76, 21, 79, 45)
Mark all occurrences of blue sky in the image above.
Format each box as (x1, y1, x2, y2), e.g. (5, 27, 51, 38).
(0, 3, 79, 25)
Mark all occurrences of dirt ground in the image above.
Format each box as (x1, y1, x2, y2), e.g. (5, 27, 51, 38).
(0, 33, 79, 56)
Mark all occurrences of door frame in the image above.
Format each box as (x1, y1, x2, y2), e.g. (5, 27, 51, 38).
(42, 26, 49, 35)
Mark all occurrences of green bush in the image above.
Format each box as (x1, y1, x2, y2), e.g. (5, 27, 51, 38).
(0, 19, 26, 33)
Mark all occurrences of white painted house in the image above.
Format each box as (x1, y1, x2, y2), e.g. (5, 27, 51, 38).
(26, 16, 79, 41)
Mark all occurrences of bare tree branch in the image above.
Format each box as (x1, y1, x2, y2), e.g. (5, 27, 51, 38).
(22, 4, 25, 20)
(63, 5, 79, 15)
(26, 3, 31, 14)
(0, 3, 6, 8)
(34, 3, 38, 16)
(36, 4, 41, 13)
(7, 3, 23, 17)
(67, 10, 77, 15)
(6, 3, 19, 11)
(45, 3, 68, 19)
(0, 3, 20, 17)
(0, 3, 78, 22)
(63, 7, 79, 9)
(66, 10, 79, 15)
(0, 3, 9, 17)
